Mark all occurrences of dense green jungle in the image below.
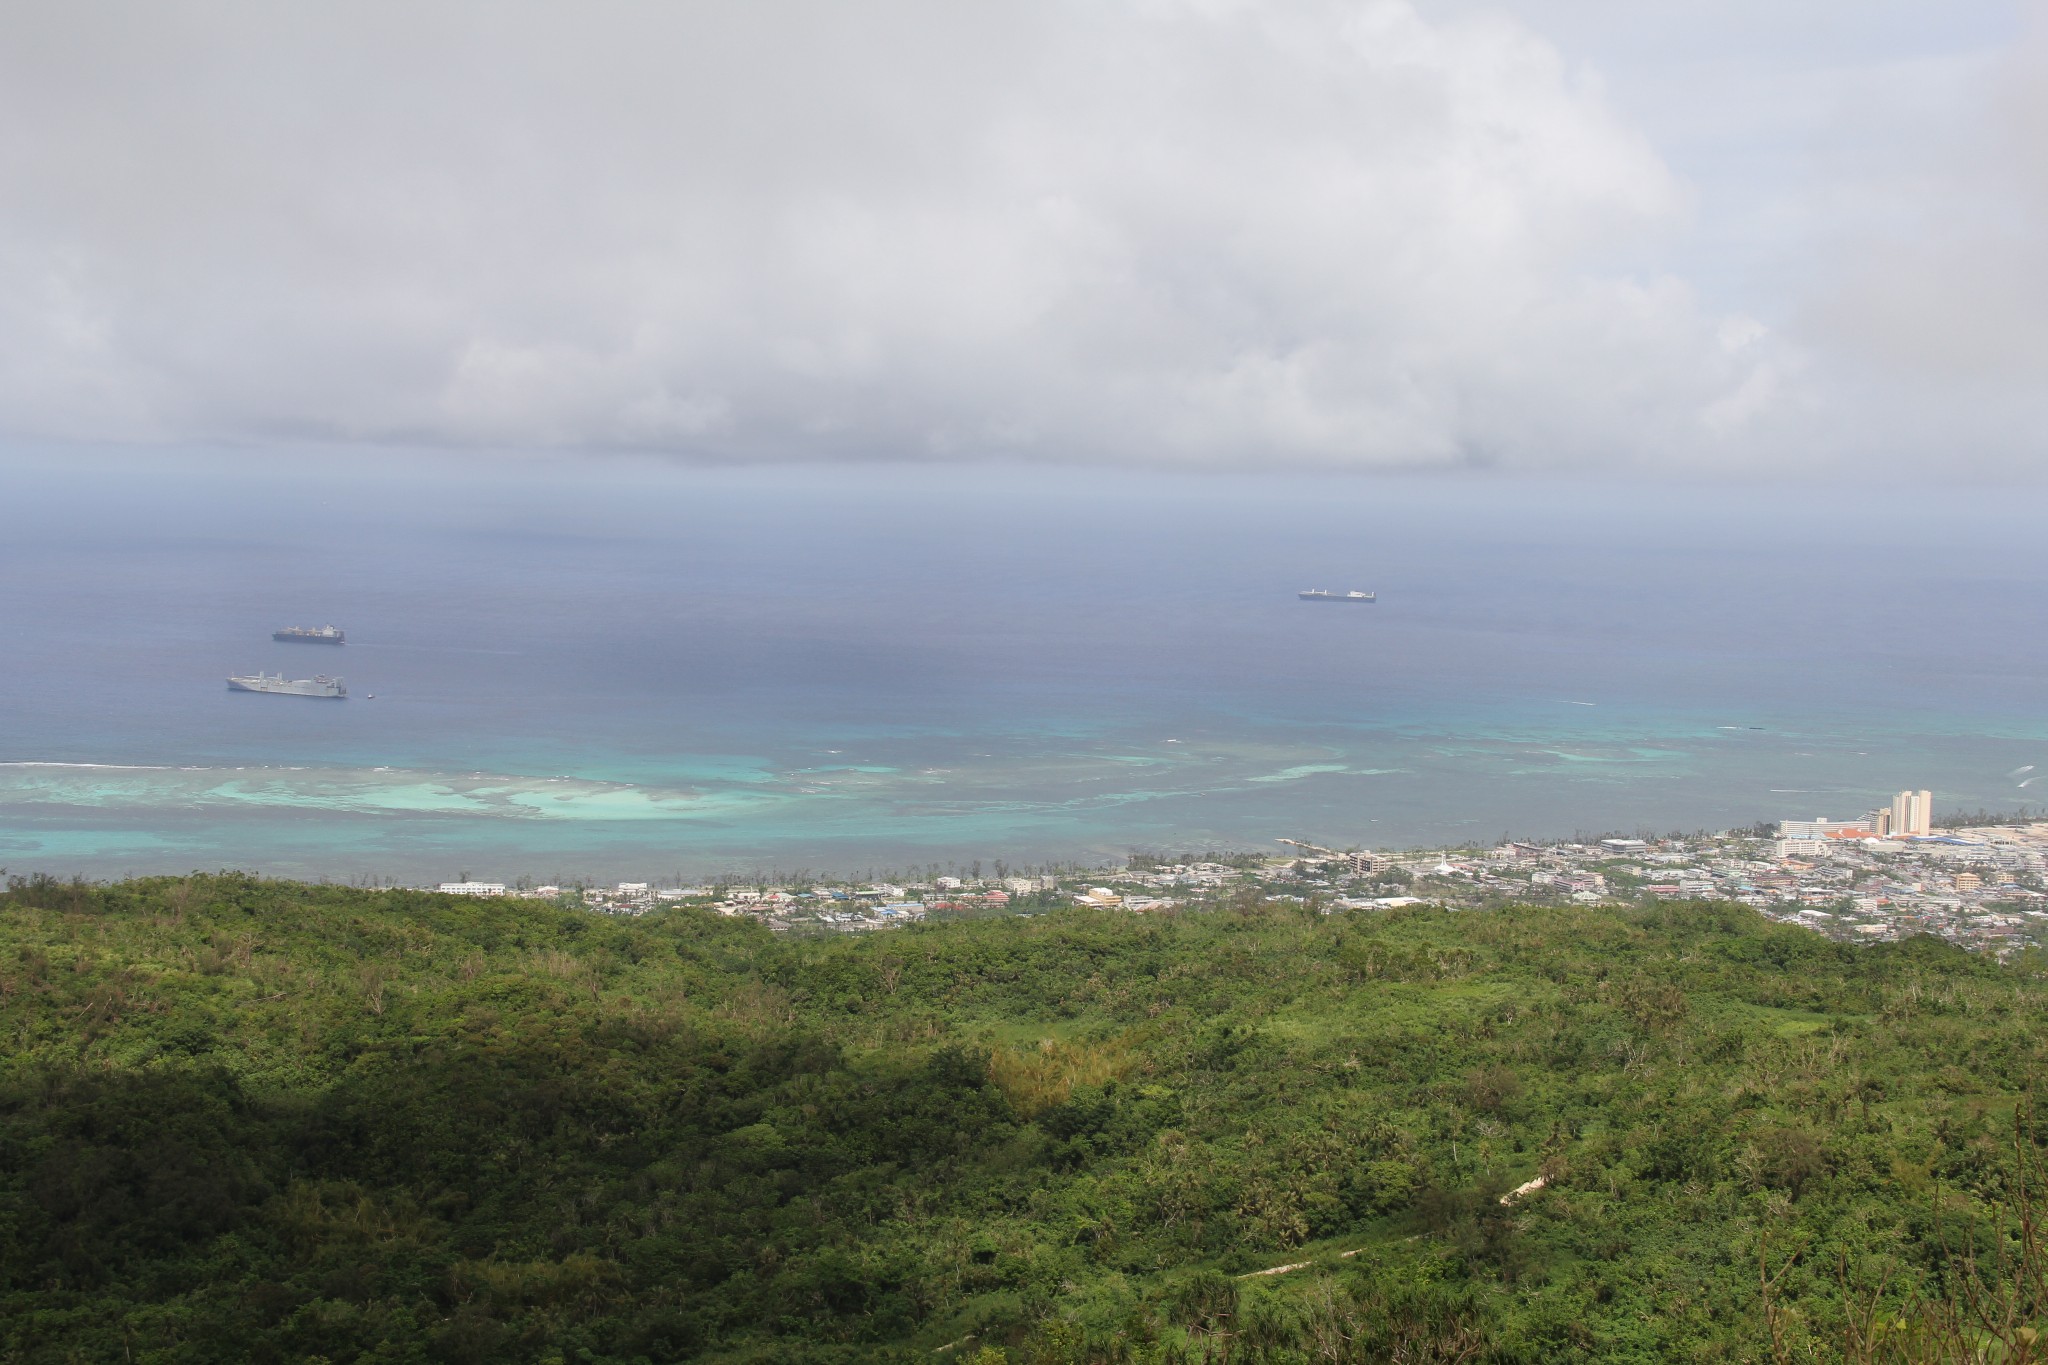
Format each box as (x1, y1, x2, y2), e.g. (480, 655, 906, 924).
(5, 873, 2048, 1364)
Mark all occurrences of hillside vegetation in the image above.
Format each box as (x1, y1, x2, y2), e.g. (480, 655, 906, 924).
(4, 874, 2048, 1363)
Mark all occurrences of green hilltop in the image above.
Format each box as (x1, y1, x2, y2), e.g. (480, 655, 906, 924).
(4, 874, 2047, 1363)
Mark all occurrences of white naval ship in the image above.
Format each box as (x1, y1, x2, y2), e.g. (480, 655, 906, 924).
(1297, 589, 1376, 602)
(227, 671, 347, 699)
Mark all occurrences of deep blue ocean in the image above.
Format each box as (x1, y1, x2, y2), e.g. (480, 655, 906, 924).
(5, 453, 2046, 883)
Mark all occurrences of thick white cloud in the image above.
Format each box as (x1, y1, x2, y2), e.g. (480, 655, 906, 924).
(0, 0, 1856, 468)
(1794, 11, 2048, 467)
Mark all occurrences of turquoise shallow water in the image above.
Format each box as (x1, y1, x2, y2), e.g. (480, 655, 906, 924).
(3, 457, 2045, 881)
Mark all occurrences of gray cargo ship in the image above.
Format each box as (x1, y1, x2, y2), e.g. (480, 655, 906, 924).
(274, 625, 345, 644)
(1298, 589, 1375, 602)
(227, 671, 347, 699)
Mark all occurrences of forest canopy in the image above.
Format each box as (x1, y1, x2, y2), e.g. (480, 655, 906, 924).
(3, 873, 2047, 1363)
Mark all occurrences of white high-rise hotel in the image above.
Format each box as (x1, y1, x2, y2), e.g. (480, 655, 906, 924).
(1875, 790, 1933, 838)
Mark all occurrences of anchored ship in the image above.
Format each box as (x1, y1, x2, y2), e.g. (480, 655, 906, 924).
(1298, 589, 1376, 602)
(227, 672, 347, 699)
(273, 625, 345, 644)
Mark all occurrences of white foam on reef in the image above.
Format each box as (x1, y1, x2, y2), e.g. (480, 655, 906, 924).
(1248, 763, 1351, 784)
(0, 760, 176, 770)
(0, 760, 744, 822)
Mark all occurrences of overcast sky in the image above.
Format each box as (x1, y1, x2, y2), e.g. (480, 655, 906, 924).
(1, 1, 2041, 475)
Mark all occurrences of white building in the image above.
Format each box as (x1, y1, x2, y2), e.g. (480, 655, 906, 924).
(437, 882, 506, 897)
(1890, 790, 1933, 838)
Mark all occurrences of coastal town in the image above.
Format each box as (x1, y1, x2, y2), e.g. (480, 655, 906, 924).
(432, 790, 2048, 958)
